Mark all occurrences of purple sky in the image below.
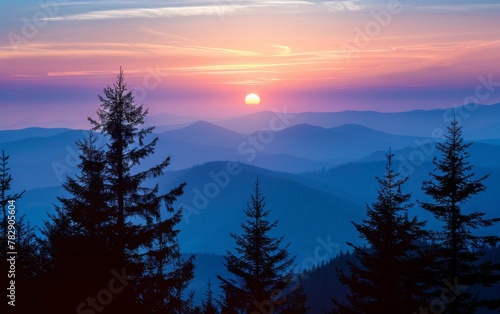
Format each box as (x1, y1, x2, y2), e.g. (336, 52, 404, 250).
(1, 0, 500, 129)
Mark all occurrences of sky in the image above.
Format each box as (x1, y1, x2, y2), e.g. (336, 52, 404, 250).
(1, 0, 500, 128)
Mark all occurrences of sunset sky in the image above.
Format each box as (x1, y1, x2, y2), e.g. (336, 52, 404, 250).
(1, 0, 500, 128)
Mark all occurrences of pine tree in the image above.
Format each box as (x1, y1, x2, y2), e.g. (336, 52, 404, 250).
(201, 280, 219, 314)
(0, 151, 41, 313)
(217, 178, 296, 313)
(41, 132, 118, 311)
(164, 241, 196, 313)
(186, 290, 202, 314)
(43, 69, 192, 312)
(280, 271, 309, 314)
(0, 150, 24, 243)
(334, 151, 430, 314)
(139, 215, 194, 312)
(88, 68, 191, 310)
(420, 118, 500, 313)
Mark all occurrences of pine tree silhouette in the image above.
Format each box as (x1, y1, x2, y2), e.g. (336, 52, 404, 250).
(0, 150, 40, 314)
(43, 69, 191, 312)
(0, 150, 25, 242)
(420, 118, 500, 313)
(334, 150, 430, 314)
(217, 177, 296, 313)
(280, 271, 309, 314)
(202, 280, 220, 314)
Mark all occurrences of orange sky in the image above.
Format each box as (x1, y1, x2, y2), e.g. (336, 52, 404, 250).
(1, 1, 500, 127)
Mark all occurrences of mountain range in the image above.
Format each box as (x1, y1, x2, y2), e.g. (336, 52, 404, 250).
(1, 104, 499, 261)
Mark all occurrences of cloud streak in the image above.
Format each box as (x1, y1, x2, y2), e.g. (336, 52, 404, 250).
(42, 0, 363, 22)
(2, 0, 500, 118)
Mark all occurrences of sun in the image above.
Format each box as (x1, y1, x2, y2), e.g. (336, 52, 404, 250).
(245, 93, 260, 106)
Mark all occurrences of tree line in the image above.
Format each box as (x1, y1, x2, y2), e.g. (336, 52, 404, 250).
(1, 70, 498, 313)
(332, 124, 499, 313)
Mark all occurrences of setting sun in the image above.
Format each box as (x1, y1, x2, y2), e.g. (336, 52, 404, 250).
(245, 93, 261, 106)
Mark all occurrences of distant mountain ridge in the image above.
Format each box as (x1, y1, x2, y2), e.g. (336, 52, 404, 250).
(2, 107, 498, 312)
(256, 123, 419, 160)
(158, 120, 245, 148)
(15, 160, 367, 262)
(1, 121, 436, 178)
(0, 127, 73, 143)
(16, 158, 500, 269)
(158, 161, 366, 261)
(213, 103, 500, 138)
(3, 104, 499, 140)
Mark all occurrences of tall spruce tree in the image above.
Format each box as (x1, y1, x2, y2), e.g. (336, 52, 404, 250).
(202, 280, 220, 314)
(89, 68, 190, 310)
(164, 241, 196, 313)
(43, 69, 191, 312)
(139, 215, 194, 313)
(0, 151, 40, 313)
(420, 119, 499, 313)
(334, 151, 430, 314)
(280, 271, 309, 314)
(0, 150, 24, 242)
(41, 132, 118, 311)
(217, 178, 297, 313)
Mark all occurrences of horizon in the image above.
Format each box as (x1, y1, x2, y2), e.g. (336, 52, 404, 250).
(1, 101, 499, 131)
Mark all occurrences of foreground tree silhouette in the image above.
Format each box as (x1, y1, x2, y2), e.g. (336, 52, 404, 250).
(280, 271, 310, 313)
(421, 119, 499, 313)
(140, 235, 195, 313)
(43, 69, 191, 312)
(201, 280, 219, 314)
(42, 133, 118, 310)
(0, 150, 24, 242)
(217, 178, 298, 313)
(0, 150, 42, 313)
(334, 151, 430, 314)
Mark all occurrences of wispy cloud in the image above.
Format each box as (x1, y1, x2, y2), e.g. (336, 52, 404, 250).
(44, 5, 243, 21)
(0, 42, 262, 59)
(224, 77, 283, 85)
(273, 45, 293, 56)
(42, 0, 363, 22)
(415, 3, 500, 12)
(46, 70, 112, 77)
(182, 45, 261, 57)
